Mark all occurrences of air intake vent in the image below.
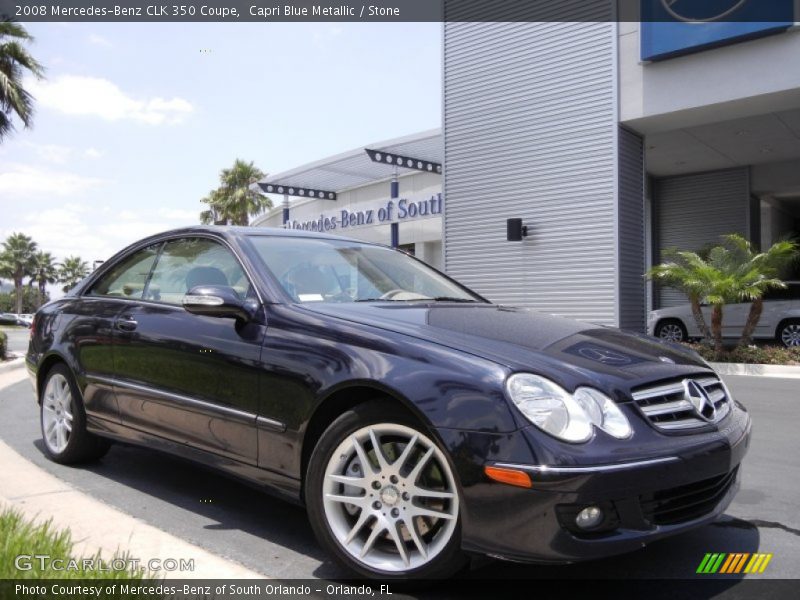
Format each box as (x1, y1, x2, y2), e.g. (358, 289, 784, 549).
(631, 376, 730, 431)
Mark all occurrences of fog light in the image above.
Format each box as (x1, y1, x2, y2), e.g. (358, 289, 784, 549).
(575, 506, 604, 530)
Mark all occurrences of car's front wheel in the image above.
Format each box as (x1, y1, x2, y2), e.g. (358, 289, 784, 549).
(306, 402, 465, 579)
(40, 364, 110, 464)
(655, 319, 687, 343)
(778, 320, 800, 348)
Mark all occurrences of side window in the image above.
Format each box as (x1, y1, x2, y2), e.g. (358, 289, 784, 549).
(146, 238, 251, 305)
(87, 245, 160, 299)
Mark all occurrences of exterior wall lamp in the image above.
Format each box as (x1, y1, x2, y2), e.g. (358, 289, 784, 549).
(507, 218, 529, 241)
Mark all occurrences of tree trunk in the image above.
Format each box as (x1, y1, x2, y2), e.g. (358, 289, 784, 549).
(711, 304, 725, 359)
(14, 273, 23, 315)
(690, 296, 711, 343)
(738, 298, 763, 348)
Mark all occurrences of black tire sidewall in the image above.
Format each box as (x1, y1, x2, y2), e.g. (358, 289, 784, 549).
(305, 402, 466, 580)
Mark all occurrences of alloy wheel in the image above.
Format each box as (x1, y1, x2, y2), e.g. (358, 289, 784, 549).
(781, 323, 800, 347)
(658, 323, 684, 342)
(42, 373, 74, 454)
(322, 423, 459, 573)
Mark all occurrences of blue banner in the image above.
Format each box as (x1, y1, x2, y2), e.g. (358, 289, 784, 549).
(641, 0, 795, 61)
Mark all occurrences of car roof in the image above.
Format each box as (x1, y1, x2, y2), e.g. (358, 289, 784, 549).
(148, 225, 363, 243)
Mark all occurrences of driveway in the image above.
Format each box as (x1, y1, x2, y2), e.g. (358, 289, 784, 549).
(0, 374, 796, 591)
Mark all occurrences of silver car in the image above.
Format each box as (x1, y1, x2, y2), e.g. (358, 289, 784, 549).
(648, 282, 800, 347)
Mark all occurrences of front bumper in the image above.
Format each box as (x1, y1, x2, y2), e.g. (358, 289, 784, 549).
(440, 402, 751, 563)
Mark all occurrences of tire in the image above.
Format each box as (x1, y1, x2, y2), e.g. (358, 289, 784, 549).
(40, 364, 111, 464)
(655, 319, 687, 343)
(778, 320, 800, 348)
(305, 402, 466, 580)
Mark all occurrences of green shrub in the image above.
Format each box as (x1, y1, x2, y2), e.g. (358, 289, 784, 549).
(685, 342, 800, 365)
(0, 331, 7, 360)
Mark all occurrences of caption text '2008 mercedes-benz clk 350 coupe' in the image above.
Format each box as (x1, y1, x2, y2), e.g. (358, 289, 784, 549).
(27, 227, 751, 579)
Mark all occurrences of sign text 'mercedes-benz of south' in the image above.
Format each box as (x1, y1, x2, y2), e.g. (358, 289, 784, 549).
(285, 193, 442, 233)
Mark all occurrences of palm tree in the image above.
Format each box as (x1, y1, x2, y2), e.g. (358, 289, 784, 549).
(0, 232, 37, 314)
(29, 250, 58, 307)
(0, 20, 45, 141)
(199, 159, 271, 226)
(647, 234, 798, 357)
(712, 234, 797, 347)
(58, 256, 89, 293)
(646, 250, 715, 344)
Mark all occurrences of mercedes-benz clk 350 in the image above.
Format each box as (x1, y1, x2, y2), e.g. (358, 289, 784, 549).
(27, 227, 751, 579)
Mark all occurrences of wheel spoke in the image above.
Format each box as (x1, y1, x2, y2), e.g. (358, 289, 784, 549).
(345, 510, 371, 545)
(351, 435, 375, 475)
(329, 473, 366, 488)
(360, 522, 385, 558)
(56, 424, 66, 450)
(406, 447, 435, 484)
(63, 419, 72, 433)
(409, 504, 455, 521)
(368, 429, 391, 471)
(402, 517, 427, 559)
(413, 487, 455, 500)
(324, 493, 366, 507)
(393, 434, 418, 472)
(386, 521, 411, 567)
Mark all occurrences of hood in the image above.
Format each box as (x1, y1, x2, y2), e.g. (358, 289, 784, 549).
(300, 302, 713, 389)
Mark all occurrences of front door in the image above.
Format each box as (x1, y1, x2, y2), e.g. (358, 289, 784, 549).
(111, 237, 264, 465)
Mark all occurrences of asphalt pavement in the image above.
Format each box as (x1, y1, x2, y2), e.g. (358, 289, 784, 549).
(0, 373, 797, 589)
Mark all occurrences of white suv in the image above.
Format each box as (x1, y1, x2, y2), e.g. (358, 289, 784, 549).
(648, 281, 800, 347)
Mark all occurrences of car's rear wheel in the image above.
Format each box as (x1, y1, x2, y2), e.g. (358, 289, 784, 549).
(40, 364, 110, 464)
(778, 320, 800, 348)
(306, 402, 465, 579)
(655, 319, 687, 343)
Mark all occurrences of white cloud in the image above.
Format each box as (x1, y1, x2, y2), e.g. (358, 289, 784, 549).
(87, 34, 112, 47)
(157, 208, 197, 221)
(2, 204, 201, 268)
(0, 163, 106, 196)
(84, 147, 103, 159)
(27, 75, 195, 125)
(26, 143, 73, 164)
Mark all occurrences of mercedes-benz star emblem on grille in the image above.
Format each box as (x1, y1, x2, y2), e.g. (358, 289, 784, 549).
(683, 379, 716, 422)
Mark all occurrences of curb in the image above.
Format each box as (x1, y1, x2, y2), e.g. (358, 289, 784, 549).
(0, 356, 24, 374)
(710, 362, 800, 379)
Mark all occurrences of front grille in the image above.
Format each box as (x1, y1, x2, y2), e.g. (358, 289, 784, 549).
(641, 468, 738, 525)
(631, 376, 730, 431)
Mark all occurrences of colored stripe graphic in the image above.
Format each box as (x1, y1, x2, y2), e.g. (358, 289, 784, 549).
(698, 553, 772, 574)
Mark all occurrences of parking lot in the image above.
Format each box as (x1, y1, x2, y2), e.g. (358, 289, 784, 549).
(0, 373, 797, 587)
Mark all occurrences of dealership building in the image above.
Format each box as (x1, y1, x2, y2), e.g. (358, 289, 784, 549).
(256, 7, 800, 332)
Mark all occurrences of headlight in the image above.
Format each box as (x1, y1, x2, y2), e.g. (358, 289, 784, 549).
(505, 374, 632, 443)
(573, 387, 632, 439)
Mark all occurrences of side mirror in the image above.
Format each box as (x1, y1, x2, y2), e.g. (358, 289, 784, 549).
(182, 285, 258, 322)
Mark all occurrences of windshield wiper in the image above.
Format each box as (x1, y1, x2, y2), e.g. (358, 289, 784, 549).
(354, 298, 404, 302)
(427, 297, 480, 303)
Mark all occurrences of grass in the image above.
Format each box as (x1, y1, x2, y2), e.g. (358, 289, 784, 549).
(0, 507, 154, 580)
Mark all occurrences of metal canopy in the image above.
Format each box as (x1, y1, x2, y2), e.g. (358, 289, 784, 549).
(258, 129, 442, 195)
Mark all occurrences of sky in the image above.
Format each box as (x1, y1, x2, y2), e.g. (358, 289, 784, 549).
(0, 21, 442, 276)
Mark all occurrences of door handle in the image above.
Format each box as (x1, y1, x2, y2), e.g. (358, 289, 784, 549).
(116, 318, 138, 332)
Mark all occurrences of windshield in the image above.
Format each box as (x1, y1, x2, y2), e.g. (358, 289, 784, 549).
(247, 235, 484, 304)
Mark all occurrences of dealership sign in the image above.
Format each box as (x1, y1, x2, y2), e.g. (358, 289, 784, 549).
(641, 0, 794, 61)
(285, 193, 443, 233)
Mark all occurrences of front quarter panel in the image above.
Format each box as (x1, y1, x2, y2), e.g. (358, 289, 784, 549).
(255, 304, 516, 479)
